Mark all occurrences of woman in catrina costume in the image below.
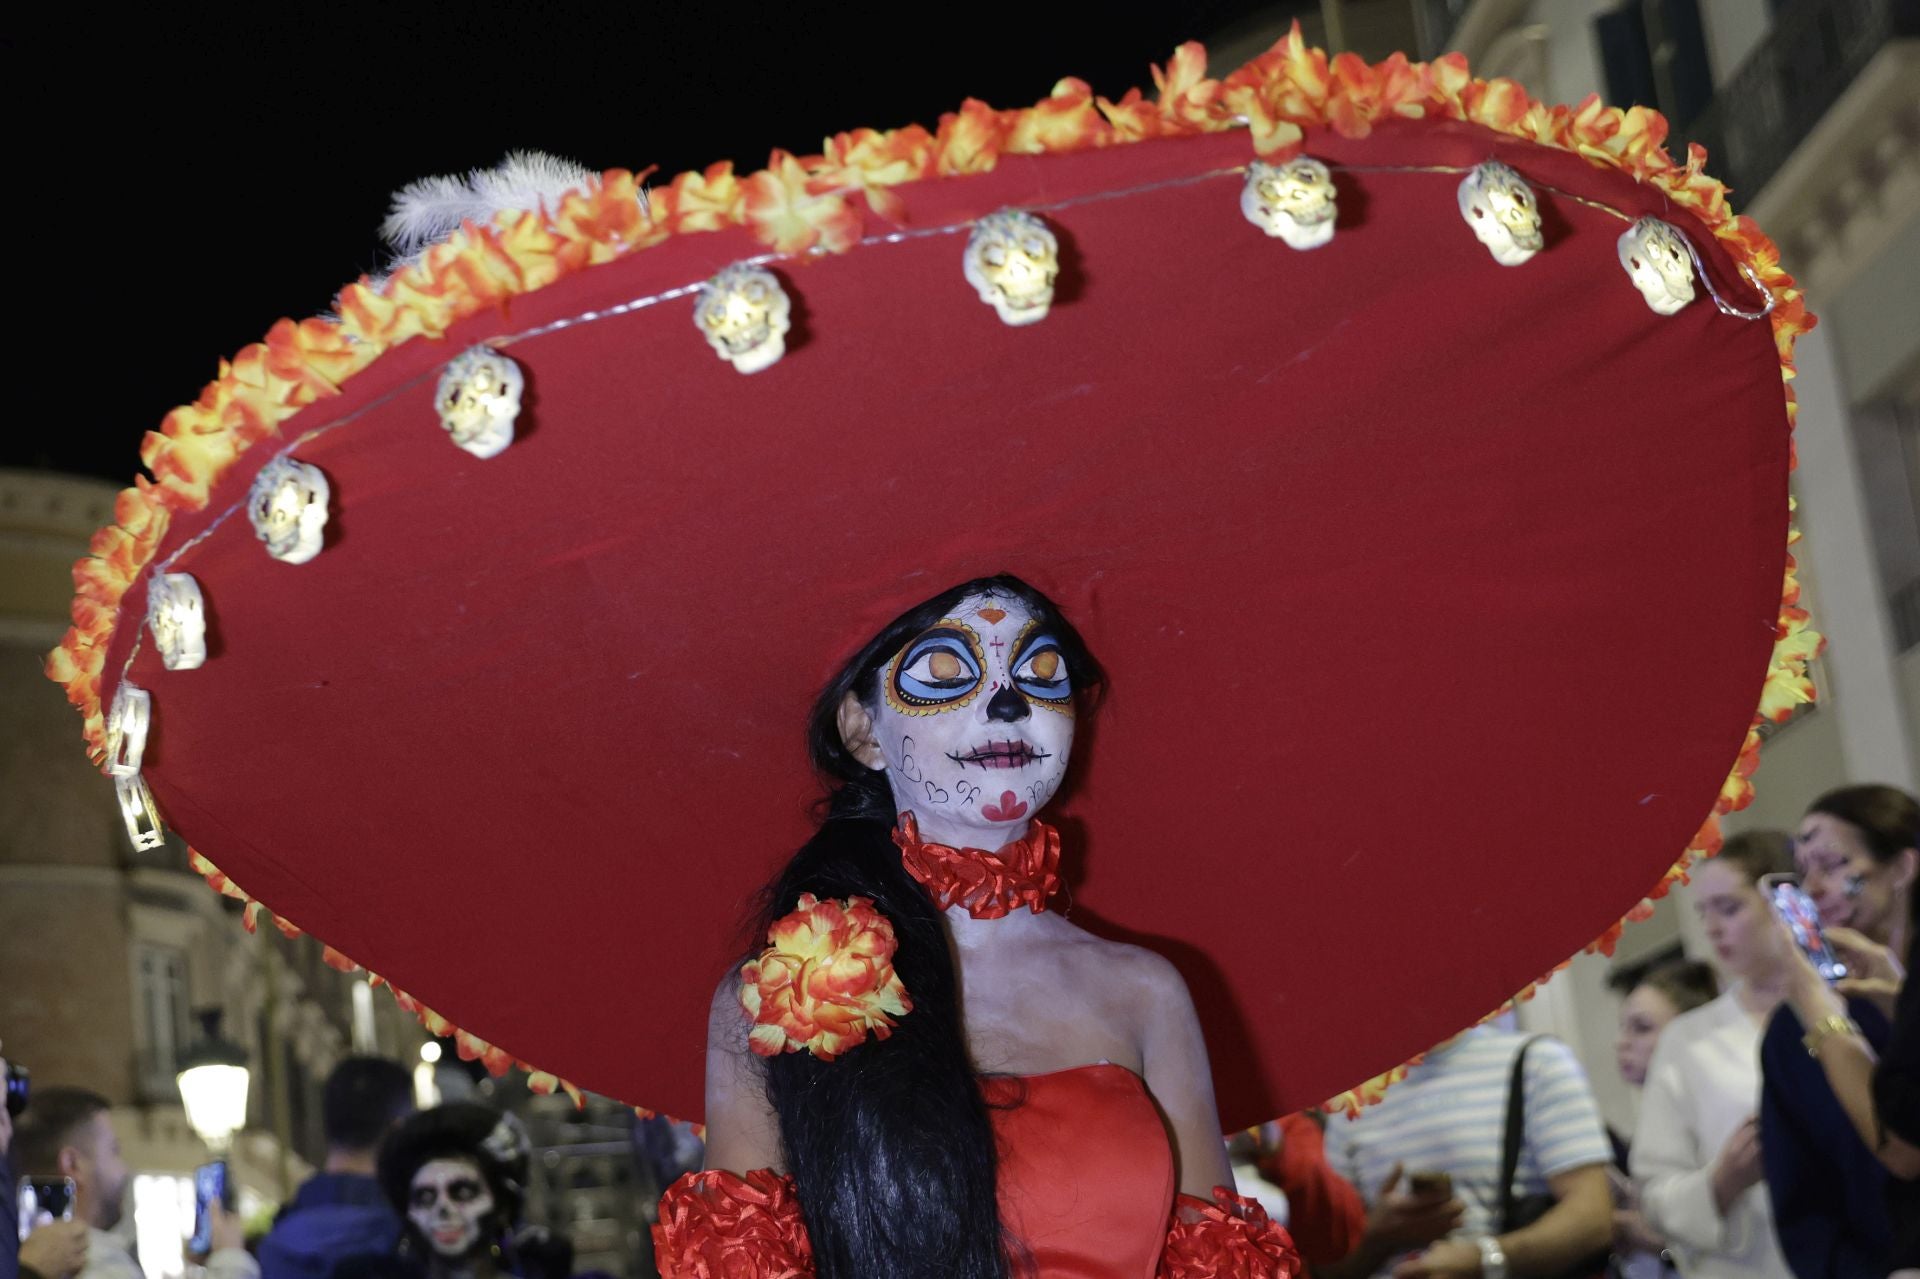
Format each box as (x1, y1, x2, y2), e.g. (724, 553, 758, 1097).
(660, 573, 1293, 1275)
(50, 25, 1817, 1279)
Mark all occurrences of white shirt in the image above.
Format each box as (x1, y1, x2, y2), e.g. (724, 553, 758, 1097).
(76, 1227, 258, 1279)
(1630, 989, 1793, 1279)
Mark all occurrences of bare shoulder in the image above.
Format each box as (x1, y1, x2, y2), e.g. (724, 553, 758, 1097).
(1045, 918, 1191, 1000)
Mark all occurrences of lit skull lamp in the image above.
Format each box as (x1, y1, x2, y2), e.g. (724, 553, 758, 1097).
(1457, 161, 1544, 266)
(1617, 218, 1697, 315)
(116, 776, 165, 852)
(1241, 158, 1338, 250)
(436, 347, 524, 458)
(964, 210, 1060, 326)
(106, 681, 164, 849)
(248, 458, 331, 564)
(106, 682, 151, 778)
(695, 265, 792, 374)
(146, 573, 207, 671)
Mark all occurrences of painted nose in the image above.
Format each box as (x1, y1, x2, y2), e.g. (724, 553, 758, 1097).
(986, 686, 1029, 722)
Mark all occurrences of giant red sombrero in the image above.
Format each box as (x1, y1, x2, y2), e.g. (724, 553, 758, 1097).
(48, 30, 1818, 1129)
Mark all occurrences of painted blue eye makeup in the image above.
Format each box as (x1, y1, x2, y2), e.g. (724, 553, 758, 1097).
(886, 625, 986, 714)
(1012, 637, 1071, 704)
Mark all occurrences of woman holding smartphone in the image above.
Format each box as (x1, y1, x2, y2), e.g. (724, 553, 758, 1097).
(1759, 784, 1918, 1279)
(1630, 831, 1797, 1279)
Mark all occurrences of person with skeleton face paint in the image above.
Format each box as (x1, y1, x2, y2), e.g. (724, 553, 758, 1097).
(656, 575, 1299, 1279)
(347, 1104, 535, 1279)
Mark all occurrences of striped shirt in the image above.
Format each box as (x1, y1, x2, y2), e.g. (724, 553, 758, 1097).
(1320, 1026, 1611, 1274)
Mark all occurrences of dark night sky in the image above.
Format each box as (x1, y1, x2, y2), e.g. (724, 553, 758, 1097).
(10, 2, 1303, 485)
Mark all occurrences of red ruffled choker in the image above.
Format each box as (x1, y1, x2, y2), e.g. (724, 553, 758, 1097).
(892, 813, 1062, 919)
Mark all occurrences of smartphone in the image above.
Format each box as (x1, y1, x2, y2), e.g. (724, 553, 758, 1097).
(17, 1176, 76, 1241)
(4, 1060, 26, 1118)
(188, 1160, 229, 1255)
(1408, 1170, 1452, 1197)
(1762, 873, 1848, 982)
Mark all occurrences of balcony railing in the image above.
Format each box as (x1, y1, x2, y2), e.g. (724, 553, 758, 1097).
(1683, 0, 1919, 206)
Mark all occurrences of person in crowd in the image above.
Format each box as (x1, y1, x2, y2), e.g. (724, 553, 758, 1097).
(11, 1087, 255, 1279)
(1609, 959, 1718, 1277)
(1317, 1022, 1613, 1279)
(3, 1038, 88, 1279)
(1225, 1111, 1368, 1268)
(338, 1102, 567, 1279)
(1874, 878, 1920, 1279)
(259, 1057, 416, 1279)
(1762, 785, 1919, 1278)
(1631, 830, 1796, 1278)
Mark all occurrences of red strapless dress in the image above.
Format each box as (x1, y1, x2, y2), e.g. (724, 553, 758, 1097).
(985, 1064, 1176, 1277)
(653, 1062, 1300, 1277)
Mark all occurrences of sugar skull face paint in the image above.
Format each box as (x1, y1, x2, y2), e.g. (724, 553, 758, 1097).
(869, 593, 1075, 844)
(407, 1157, 495, 1260)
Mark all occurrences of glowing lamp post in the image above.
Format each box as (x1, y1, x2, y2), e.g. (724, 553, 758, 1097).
(176, 1010, 251, 1153)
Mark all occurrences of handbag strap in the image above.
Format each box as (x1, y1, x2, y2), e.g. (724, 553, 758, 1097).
(1499, 1035, 1548, 1231)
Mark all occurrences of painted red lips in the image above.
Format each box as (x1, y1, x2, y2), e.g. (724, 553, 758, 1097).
(948, 740, 1049, 769)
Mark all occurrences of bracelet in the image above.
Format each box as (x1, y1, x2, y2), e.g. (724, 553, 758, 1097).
(1802, 1012, 1861, 1057)
(1474, 1234, 1508, 1279)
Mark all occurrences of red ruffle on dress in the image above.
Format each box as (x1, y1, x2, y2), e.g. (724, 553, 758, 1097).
(654, 1064, 1300, 1277)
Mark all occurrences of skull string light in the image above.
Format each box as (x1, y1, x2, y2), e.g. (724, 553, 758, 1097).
(107, 682, 163, 851)
(695, 265, 793, 374)
(1457, 161, 1544, 266)
(1241, 158, 1338, 250)
(964, 210, 1061, 326)
(436, 347, 525, 458)
(117, 776, 166, 852)
(146, 573, 208, 671)
(248, 458, 332, 564)
(106, 682, 151, 778)
(1617, 218, 1697, 315)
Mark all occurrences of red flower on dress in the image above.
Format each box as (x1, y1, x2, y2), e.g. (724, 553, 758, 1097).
(653, 1169, 811, 1279)
(1158, 1188, 1303, 1278)
(740, 893, 912, 1061)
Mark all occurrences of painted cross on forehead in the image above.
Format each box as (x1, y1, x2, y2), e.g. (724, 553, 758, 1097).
(871, 591, 1076, 845)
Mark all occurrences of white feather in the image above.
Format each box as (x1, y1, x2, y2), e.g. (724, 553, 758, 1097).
(379, 150, 598, 253)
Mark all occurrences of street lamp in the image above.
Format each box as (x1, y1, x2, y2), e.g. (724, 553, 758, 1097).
(176, 1009, 251, 1152)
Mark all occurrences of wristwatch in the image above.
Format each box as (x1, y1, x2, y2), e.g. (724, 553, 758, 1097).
(1474, 1234, 1509, 1279)
(1802, 1012, 1861, 1057)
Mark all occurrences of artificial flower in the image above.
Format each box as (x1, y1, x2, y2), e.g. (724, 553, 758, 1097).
(739, 893, 911, 1061)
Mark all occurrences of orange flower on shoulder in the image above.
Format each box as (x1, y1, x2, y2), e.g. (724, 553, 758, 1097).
(739, 893, 912, 1061)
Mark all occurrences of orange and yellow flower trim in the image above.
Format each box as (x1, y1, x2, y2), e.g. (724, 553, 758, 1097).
(47, 26, 1818, 1120)
(187, 849, 586, 1107)
(740, 893, 912, 1062)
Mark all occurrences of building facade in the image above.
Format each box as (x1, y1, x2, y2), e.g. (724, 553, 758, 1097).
(1, 468, 426, 1277)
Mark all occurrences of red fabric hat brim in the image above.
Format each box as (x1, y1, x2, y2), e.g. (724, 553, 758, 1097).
(54, 43, 1814, 1128)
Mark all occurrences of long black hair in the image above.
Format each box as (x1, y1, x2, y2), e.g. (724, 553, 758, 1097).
(750, 573, 1104, 1279)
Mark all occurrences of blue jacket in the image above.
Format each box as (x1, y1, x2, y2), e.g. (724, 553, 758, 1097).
(257, 1174, 400, 1279)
